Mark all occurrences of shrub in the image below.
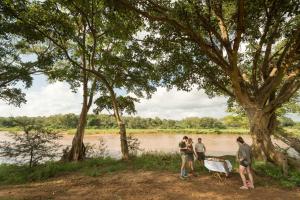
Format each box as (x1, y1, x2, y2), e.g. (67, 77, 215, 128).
(85, 137, 108, 158)
(0, 117, 62, 167)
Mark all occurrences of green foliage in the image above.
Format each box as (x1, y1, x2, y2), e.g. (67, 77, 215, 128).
(0, 20, 34, 106)
(113, 0, 300, 125)
(94, 95, 139, 116)
(221, 115, 249, 128)
(1, 0, 159, 116)
(43, 114, 79, 129)
(0, 114, 245, 130)
(131, 153, 183, 172)
(181, 117, 225, 129)
(253, 161, 300, 188)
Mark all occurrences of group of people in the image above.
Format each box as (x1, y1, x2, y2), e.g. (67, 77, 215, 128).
(178, 136, 254, 190)
(179, 136, 206, 177)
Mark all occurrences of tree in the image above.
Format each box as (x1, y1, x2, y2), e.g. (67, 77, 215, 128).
(0, 8, 34, 106)
(0, 117, 62, 167)
(93, 95, 139, 157)
(1, 0, 157, 160)
(116, 0, 300, 171)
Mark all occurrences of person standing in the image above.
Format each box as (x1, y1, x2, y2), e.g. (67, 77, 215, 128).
(186, 138, 197, 176)
(195, 138, 206, 166)
(236, 136, 254, 189)
(179, 136, 189, 179)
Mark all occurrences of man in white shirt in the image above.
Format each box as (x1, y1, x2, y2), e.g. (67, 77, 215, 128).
(195, 138, 206, 166)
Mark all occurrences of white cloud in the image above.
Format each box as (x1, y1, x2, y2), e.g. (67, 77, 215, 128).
(0, 82, 83, 117)
(0, 80, 229, 119)
(134, 87, 229, 120)
(1, 80, 299, 122)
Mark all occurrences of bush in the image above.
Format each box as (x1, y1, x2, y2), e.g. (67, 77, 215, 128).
(85, 138, 108, 158)
(127, 136, 143, 156)
(0, 117, 62, 167)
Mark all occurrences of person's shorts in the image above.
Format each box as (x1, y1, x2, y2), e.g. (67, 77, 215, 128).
(240, 159, 250, 167)
(196, 152, 205, 160)
(181, 154, 188, 164)
(187, 153, 194, 161)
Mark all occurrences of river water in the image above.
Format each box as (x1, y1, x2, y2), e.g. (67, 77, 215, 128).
(1, 131, 298, 164)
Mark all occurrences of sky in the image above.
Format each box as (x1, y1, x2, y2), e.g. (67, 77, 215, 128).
(1, 75, 299, 121)
(0, 74, 230, 120)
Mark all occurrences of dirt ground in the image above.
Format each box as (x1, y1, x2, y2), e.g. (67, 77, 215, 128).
(0, 171, 299, 200)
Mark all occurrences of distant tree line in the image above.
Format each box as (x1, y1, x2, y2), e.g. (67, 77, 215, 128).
(0, 114, 298, 130)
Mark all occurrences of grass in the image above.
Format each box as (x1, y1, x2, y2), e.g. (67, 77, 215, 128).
(252, 161, 300, 188)
(0, 157, 121, 185)
(0, 153, 206, 185)
(0, 127, 22, 132)
(0, 153, 299, 188)
(1, 127, 299, 137)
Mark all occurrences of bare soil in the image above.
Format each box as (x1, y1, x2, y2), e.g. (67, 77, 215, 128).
(0, 171, 299, 200)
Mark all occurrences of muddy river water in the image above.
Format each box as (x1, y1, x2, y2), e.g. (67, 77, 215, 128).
(0, 132, 298, 163)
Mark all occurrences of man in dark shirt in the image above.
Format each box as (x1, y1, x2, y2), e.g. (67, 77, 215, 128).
(179, 136, 189, 179)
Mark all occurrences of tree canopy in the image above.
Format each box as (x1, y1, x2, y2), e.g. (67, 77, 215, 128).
(0, 12, 33, 106)
(114, 0, 300, 170)
(115, 0, 299, 111)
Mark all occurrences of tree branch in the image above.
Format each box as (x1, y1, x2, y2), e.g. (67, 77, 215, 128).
(233, 0, 245, 53)
(265, 75, 300, 113)
(210, 0, 229, 43)
(118, 0, 231, 73)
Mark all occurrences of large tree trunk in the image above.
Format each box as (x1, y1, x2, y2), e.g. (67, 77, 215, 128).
(246, 109, 288, 175)
(67, 74, 89, 161)
(247, 109, 288, 175)
(119, 122, 129, 160)
(67, 106, 88, 161)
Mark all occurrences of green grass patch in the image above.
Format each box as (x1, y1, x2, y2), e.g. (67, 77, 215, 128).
(0, 162, 81, 185)
(0, 127, 22, 132)
(253, 161, 300, 188)
(1, 127, 300, 137)
(0, 153, 197, 185)
(0, 153, 299, 188)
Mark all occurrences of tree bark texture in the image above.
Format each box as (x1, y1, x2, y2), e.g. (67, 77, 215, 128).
(67, 77, 88, 161)
(247, 109, 288, 176)
(119, 122, 129, 160)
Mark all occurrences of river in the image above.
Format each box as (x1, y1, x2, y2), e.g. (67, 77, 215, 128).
(1, 131, 298, 163)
